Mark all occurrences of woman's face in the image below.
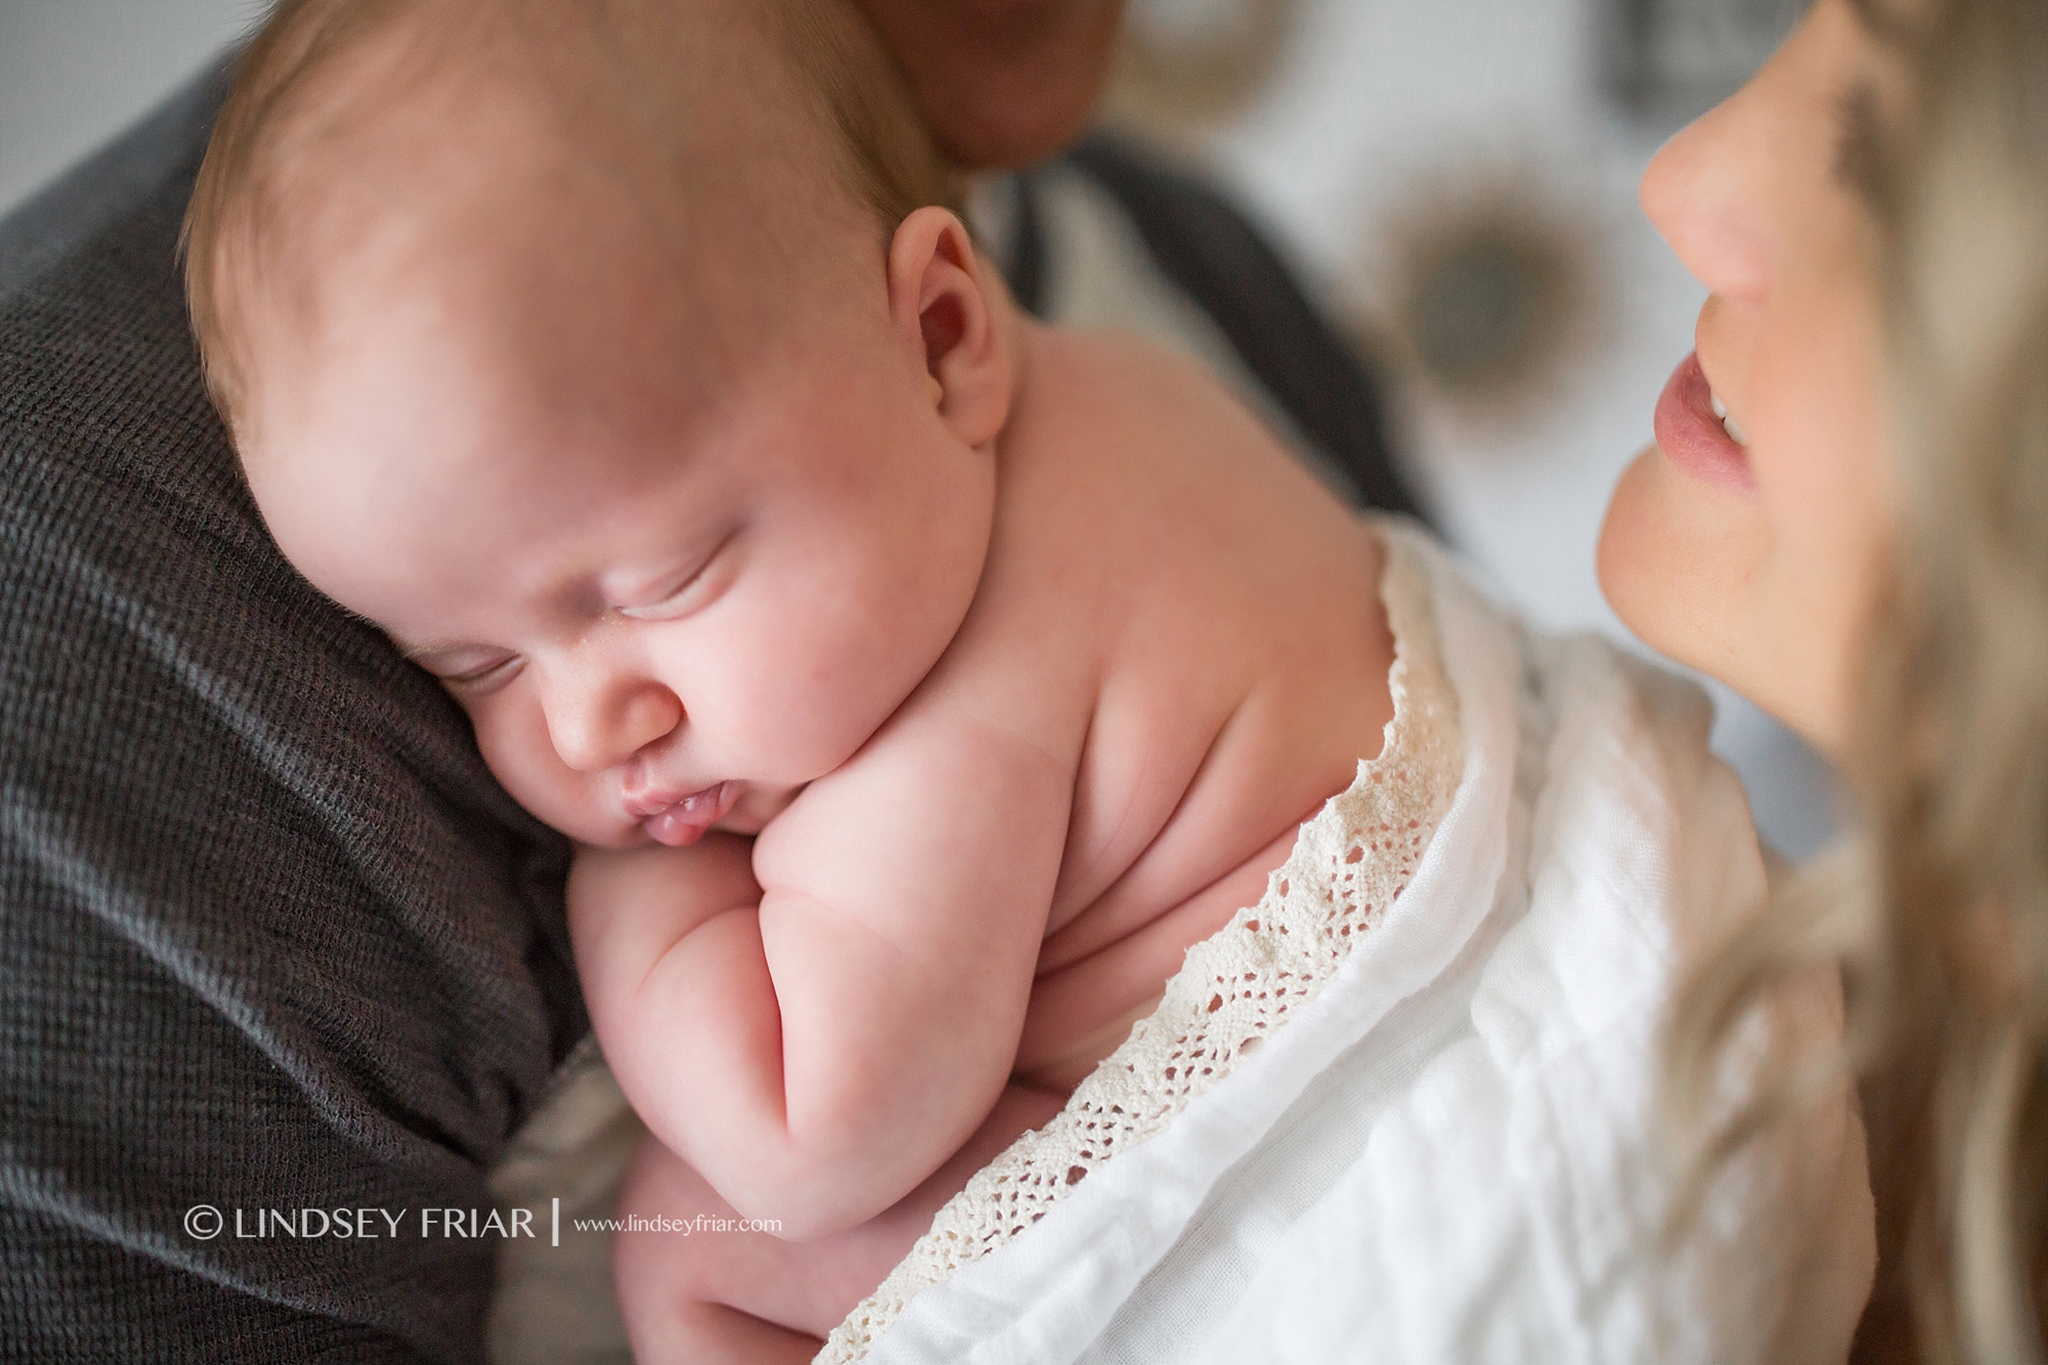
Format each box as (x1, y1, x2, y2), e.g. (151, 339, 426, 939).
(1598, 0, 1910, 757)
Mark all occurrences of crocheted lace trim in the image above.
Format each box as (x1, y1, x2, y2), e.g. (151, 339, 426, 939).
(818, 520, 1463, 1363)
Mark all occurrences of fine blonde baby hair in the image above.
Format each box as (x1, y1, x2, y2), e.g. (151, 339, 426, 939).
(182, 0, 961, 438)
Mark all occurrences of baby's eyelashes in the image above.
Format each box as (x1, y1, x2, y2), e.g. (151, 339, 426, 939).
(616, 576, 708, 622)
(441, 656, 525, 691)
(404, 645, 525, 693)
(612, 536, 736, 623)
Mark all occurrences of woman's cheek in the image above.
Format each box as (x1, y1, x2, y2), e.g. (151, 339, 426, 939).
(1745, 314, 1895, 750)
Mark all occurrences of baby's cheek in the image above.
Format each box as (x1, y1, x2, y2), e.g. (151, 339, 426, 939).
(733, 679, 873, 783)
(471, 698, 608, 840)
(702, 618, 841, 762)
(815, 684, 889, 761)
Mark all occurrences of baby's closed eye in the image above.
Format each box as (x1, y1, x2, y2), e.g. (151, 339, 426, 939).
(612, 531, 739, 623)
(407, 646, 524, 692)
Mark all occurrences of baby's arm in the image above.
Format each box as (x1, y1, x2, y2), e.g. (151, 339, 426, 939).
(569, 700, 1073, 1239)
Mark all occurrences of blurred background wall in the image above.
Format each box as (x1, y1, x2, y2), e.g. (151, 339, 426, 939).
(0, 0, 256, 215)
(0, 0, 1838, 860)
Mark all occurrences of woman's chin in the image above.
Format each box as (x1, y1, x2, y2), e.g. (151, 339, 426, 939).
(1598, 446, 1848, 757)
(1597, 445, 1756, 677)
(1599, 448, 1687, 656)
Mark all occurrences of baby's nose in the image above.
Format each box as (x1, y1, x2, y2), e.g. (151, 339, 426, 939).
(546, 674, 683, 773)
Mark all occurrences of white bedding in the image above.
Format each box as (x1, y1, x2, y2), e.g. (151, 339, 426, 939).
(854, 531, 1875, 1365)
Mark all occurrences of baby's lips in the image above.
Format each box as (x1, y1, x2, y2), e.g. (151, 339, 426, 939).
(639, 781, 735, 847)
(644, 806, 711, 847)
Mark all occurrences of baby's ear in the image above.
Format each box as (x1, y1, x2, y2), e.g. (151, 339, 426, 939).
(886, 207, 1011, 448)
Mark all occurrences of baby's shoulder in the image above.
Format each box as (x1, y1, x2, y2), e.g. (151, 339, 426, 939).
(991, 324, 1378, 625)
(1008, 327, 1261, 463)
(974, 319, 1392, 748)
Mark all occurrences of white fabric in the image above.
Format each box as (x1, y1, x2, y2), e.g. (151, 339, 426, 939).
(824, 519, 1462, 1362)
(855, 530, 1874, 1365)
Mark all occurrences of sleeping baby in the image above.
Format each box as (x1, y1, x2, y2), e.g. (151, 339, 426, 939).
(183, 0, 1402, 1357)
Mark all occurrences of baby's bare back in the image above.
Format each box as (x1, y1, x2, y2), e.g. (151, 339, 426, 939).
(923, 325, 1397, 1087)
(578, 324, 1395, 1240)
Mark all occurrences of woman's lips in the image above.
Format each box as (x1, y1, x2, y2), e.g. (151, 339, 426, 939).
(635, 782, 738, 848)
(1654, 351, 1756, 495)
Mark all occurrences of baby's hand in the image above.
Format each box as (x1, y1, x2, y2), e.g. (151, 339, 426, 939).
(568, 696, 1075, 1239)
(573, 832, 761, 957)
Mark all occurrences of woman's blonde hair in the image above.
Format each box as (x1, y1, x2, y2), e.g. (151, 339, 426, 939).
(1665, 1, 2048, 1361)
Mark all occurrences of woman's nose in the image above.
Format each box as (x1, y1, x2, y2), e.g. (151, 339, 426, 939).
(1638, 81, 1776, 304)
(542, 667, 684, 773)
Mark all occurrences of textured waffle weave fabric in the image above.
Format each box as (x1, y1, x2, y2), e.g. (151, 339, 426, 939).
(0, 68, 586, 1363)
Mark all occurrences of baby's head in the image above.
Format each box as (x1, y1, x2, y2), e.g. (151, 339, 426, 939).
(187, 0, 1020, 848)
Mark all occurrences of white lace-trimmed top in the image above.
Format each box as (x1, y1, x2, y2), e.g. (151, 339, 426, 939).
(820, 517, 1464, 1363)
